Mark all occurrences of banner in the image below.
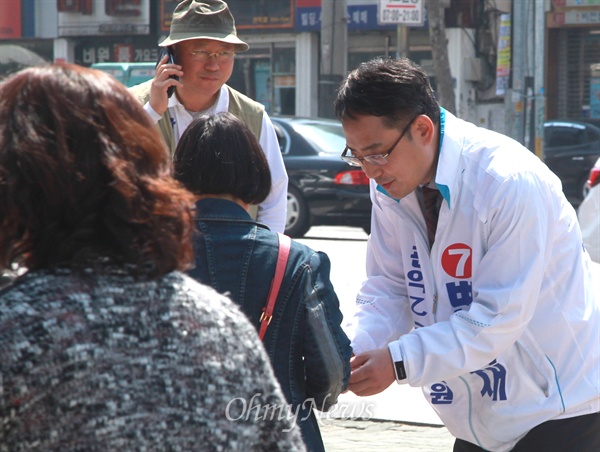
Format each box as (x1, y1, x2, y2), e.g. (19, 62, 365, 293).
(495, 14, 511, 96)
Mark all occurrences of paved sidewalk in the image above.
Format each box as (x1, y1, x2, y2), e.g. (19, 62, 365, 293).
(320, 418, 455, 451)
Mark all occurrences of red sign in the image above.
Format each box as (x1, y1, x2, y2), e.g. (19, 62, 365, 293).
(297, 0, 321, 6)
(552, 12, 566, 25)
(0, 0, 22, 39)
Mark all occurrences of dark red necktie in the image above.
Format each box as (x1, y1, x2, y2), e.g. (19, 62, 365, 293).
(421, 186, 441, 248)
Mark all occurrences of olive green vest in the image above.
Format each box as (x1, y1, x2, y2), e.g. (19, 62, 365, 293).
(129, 81, 264, 220)
(129, 81, 264, 153)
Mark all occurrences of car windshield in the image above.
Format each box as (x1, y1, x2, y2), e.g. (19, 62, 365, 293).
(294, 122, 346, 155)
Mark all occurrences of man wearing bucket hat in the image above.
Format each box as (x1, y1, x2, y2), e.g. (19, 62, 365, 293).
(130, 0, 287, 233)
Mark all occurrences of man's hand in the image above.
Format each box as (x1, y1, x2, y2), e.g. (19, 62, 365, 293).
(149, 54, 182, 115)
(348, 347, 396, 397)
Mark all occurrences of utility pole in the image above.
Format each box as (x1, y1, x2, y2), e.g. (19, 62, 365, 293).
(396, 25, 409, 59)
(507, 0, 527, 144)
(506, 0, 545, 156)
(319, 0, 347, 118)
(533, 0, 546, 160)
(426, 0, 456, 115)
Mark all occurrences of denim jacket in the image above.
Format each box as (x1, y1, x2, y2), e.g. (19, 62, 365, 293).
(188, 198, 352, 451)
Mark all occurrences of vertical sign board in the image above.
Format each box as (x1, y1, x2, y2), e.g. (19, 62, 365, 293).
(495, 14, 511, 96)
(378, 0, 424, 26)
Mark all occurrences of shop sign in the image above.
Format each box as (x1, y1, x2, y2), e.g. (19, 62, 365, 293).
(547, 9, 600, 26)
(378, 0, 424, 26)
(495, 14, 511, 96)
(159, 0, 180, 33)
(296, 0, 395, 31)
(552, 0, 600, 9)
(228, 0, 294, 29)
(0, 0, 22, 39)
(79, 44, 159, 65)
(58, 0, 150, 36)
(160, 0, 295, 32)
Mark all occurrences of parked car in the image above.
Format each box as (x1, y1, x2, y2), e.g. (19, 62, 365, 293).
(544, 120, 600, 207)
(578, 157, 600, 263)
(272, 116, 372, 238)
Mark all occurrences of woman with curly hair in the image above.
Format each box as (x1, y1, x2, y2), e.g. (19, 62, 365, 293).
(0, 63, 305, 451)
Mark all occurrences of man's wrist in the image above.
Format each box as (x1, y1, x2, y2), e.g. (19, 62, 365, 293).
(388, 342, 407, 382)
(144, 101, 163, 122)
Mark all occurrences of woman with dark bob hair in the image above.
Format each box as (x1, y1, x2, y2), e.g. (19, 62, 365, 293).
(0, 63, 304, 450)
(173, 112, 352, 452)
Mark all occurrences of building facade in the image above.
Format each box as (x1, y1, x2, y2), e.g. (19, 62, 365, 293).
(1, 0, 599, 137)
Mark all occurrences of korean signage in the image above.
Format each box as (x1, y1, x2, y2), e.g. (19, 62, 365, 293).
(228, 0, 294, 29)
(296, 0, 396, 31)
(58, 0, 150, 36)
(159, 0, 180, 33)
(551, 0, 600, 8)
(495, 14, 511, 96)
(378, 0, 424, 26)
(160, 0, 294, 32)
(76, 37, 159, 65)
(547, 9, 600, 26)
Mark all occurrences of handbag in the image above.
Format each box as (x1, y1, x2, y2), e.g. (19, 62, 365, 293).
(259, 233, 291, 340)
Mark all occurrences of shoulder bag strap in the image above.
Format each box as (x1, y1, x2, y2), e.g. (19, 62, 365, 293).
(259, 233, 291, 340)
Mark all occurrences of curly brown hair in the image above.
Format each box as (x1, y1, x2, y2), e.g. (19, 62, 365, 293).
(0, 63, 196, 277)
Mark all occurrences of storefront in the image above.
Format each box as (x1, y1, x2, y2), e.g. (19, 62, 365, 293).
(546, 0, 600, 120)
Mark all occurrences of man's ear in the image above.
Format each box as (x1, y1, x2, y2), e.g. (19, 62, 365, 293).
(413, 114, 436, 147)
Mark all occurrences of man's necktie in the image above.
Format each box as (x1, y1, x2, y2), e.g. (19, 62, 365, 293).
(421, 186, 442, 248)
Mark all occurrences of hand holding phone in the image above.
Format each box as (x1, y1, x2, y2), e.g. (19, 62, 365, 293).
(156, 47, 179, 98)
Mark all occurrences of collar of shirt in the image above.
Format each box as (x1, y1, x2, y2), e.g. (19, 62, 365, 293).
(168, 85, 229, 141)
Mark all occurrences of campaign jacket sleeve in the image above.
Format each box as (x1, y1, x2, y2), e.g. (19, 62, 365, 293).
(392, 170, 558, 386)
(345, 180, 415, 356)
(302, 251, 352, 412)
(257, 112, 288, 233)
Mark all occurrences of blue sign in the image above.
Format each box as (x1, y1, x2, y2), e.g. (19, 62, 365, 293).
(296, 4, 396, 31)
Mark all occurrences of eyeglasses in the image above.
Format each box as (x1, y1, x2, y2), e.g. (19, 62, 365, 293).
(188, 50, 236, 63)
(341, 115, 420, 167)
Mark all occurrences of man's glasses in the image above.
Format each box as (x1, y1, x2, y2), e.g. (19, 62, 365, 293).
(341, 115, 420, 167)
(189, 50, 236, 63)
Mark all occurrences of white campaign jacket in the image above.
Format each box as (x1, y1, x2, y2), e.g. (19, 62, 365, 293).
(346, 110, 600, 451)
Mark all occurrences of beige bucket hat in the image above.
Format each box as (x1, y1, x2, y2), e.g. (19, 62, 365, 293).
(159, 0, 249, 51)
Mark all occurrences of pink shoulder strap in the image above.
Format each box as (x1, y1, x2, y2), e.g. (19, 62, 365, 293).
(259, 233, 291, 340)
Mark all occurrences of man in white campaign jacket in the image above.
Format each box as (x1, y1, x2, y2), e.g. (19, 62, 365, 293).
(334, 57, 599, 452)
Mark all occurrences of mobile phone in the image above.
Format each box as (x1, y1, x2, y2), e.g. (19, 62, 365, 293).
(157, 47, 178, 98)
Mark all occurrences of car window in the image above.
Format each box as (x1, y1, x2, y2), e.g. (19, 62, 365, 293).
(293, 123, 346, 155)
(545, 125, 586, 148)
